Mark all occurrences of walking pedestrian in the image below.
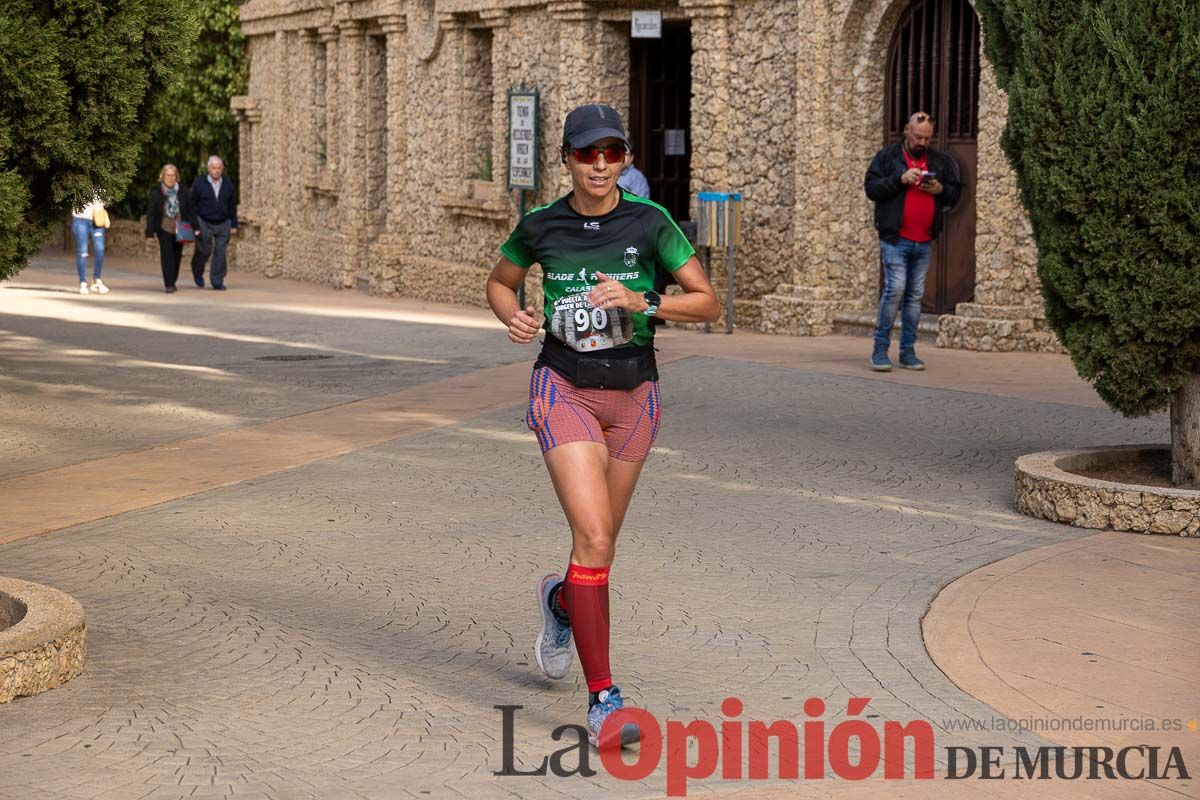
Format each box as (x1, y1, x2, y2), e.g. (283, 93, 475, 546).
(145, 164, 195, 293)
(190, 155, 238, 290)
(70, 195, 109, 295)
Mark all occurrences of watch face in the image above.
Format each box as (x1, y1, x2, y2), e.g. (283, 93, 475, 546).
(644, 291, 661, 306)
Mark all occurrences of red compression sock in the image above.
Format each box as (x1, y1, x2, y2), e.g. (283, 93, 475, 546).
(563, 564, 612, 693)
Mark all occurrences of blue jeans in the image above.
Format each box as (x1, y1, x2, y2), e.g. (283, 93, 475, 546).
(873, 238, 931, 350)
(71, 216, 105, 283)
(191, 218, 231, 287)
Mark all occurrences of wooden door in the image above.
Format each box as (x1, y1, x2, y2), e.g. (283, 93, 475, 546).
(629, 23, 692, 222)
(884, 0, 980, 314)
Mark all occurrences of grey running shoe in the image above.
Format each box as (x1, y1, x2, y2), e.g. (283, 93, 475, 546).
(534, 574, 573, 679)
(587, 685, 641, 749)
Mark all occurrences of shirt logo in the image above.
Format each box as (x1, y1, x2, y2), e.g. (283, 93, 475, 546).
(624, 246, 639, 268)
(578, 268, 587, 282)
(583, 221, 600, 231)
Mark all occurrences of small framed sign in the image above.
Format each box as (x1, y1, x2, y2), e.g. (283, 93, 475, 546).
(507, 87, 540, 192)
(631, 10, 662, 39)
(664, 128, 686, 156)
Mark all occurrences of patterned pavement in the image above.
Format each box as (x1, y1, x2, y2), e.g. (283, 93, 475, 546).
(0, 258, 1178, 799)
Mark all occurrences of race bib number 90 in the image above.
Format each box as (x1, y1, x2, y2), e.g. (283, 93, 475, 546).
(548, 292, 634, 352)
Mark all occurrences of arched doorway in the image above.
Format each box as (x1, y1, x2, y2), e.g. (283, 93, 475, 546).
(884, 0, 980, 315)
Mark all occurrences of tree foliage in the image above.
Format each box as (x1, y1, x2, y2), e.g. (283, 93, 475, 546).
(114, 0, 246, 218)
(975, 0, 1200, 417)
(0, 0, 197, 279)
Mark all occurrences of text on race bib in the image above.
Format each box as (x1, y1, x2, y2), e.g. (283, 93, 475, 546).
(548, 292, 633, 352)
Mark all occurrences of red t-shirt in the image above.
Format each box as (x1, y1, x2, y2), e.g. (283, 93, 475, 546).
(899, 150, 936, 242)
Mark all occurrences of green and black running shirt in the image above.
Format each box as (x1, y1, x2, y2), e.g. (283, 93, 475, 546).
(500, 190, 694, 350)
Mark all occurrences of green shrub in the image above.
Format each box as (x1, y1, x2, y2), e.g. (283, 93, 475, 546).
(114, 0, 246, 218)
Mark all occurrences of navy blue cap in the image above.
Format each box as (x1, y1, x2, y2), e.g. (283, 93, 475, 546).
(562, 104, 630, 149)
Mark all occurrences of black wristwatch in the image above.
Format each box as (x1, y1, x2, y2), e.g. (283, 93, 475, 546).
(643, 290, 662, 317)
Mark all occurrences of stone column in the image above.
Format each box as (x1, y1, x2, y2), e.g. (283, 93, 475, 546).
(679, 0, 733, 195)
(337, 18, 368, 287)
(368, 14, 408, 294)
(759, 3, 861, 336)
(380, 15, 407, 238)
(298, 29, 320, 188)
(680, 1, 745, 329)
(438, 13, 466, 191)
(229, 96, 261, 273)
(270, 30, 289, 215)
(230, 99, 260, 217)
(318, 25, 340, 185)
(548, 1, 605, 196)
(482, 9, 510, 193)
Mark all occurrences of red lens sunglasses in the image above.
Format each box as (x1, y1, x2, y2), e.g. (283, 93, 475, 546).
(569, 143, 628, 165)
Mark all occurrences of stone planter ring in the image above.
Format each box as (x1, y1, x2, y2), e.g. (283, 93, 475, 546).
(0, 577, 86, 703)
(1015, 445, 1200, 536)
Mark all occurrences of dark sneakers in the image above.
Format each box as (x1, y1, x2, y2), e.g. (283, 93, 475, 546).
(899, 349, 926, 370)
(871, 343, 893, 372)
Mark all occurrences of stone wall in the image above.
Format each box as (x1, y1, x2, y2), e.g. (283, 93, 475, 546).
(235, 0, 1055, 349)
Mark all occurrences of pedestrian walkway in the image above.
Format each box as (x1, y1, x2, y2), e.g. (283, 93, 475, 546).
(0, 255, 1193, 799)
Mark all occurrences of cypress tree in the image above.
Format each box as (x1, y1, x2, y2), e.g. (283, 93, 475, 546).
(0, 0, 196, 279)
(976, 0, 1200, 487)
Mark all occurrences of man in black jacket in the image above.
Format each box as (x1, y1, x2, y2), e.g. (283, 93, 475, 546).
(863, 111, 961, 371)
(190, 155, 238, 290)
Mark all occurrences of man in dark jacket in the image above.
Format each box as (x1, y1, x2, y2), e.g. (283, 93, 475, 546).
(863, 111, 961, 371)
(190, 155, 238, 290)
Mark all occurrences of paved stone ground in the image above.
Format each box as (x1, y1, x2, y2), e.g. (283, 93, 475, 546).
(0, 257, 1183, 799)
(0, 257, 520, 480)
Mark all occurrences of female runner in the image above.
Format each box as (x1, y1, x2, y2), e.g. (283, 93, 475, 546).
(486, 103, 720, 747)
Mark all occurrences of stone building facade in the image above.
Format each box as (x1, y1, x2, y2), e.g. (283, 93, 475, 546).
(234, 0, 1060, 352)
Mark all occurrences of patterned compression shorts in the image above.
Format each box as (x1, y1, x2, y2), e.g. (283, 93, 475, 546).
(526, 366, 662, 462)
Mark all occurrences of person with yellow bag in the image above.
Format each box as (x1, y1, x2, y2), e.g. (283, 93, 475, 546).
(70, 194, 111, 295)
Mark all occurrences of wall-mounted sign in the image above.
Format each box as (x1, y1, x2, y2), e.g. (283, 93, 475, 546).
(631, 10, 662, 39)
(507, 88, 540, 191)
(664, 128, 686, 156)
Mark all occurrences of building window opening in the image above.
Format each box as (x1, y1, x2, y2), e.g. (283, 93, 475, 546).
(464, 25, 494, 182)
(314, 40, 328, 170)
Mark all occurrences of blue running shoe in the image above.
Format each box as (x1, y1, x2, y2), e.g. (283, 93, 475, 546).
(534, 574, 573, 679)
(899, 349, 926, 370)
(587, 686, 641, 749)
